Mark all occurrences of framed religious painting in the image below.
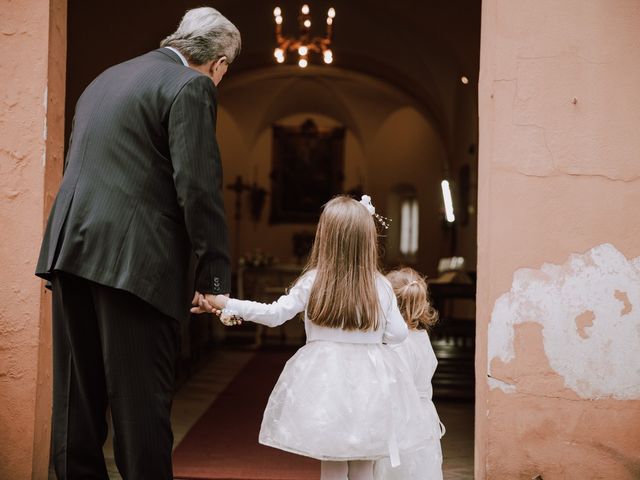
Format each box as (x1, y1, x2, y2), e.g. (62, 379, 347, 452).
(270, 118, 345, 224)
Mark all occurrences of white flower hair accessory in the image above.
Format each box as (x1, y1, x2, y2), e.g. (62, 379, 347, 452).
(359, 195, 376, 215)
(359, 195, 392, 229)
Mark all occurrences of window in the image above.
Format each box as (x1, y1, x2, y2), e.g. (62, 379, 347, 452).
(388, 184, 419, 261)
(400, 197, 419, 256)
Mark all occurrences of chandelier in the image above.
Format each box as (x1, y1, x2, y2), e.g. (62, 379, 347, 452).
(272, 4, 336, 68)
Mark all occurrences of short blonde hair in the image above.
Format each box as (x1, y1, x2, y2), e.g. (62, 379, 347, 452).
(386, 267, 438, 330)
(305, 196, 381, 331)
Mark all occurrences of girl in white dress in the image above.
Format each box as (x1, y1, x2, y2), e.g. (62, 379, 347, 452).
(205, 196, 431, 480)
(373, 267, 445, 480)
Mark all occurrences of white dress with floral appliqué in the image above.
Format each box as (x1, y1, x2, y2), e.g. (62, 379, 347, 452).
(226, 271, 435, 465)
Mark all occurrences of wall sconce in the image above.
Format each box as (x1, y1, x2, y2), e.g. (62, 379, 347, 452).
(441, 180, 455, 223)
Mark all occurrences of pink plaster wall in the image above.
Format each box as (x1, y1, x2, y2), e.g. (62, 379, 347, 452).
(477, 0, 640, 478)
(0, 0, 66, 477)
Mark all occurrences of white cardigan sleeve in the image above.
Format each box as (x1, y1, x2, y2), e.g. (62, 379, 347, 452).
(225, 272, 314, 327)
(381, 282, 409, 344)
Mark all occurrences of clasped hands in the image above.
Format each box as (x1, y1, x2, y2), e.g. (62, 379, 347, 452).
(190, 291, 228, 315)
(190, 291, 243, 326)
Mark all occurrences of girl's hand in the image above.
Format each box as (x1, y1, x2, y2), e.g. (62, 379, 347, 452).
(190, 292, 228, 315)
(212, 294, 229, 310)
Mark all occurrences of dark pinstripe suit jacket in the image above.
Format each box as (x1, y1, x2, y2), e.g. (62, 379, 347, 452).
(36, 48, 230, 321)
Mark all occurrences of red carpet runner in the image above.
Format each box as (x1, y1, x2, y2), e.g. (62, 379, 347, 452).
(173, 350, 320, 479)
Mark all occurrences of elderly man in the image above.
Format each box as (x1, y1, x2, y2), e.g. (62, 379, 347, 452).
(36, 8, 240, 479)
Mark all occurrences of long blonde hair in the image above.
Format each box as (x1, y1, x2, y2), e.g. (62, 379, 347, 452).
(386, 267, 438, 330)
(305, 196, 381, 331)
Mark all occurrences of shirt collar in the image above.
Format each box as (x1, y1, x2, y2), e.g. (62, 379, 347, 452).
(165, 47, 189, 67)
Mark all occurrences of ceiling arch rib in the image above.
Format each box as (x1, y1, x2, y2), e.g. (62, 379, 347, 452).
(219, 65, 450, 172)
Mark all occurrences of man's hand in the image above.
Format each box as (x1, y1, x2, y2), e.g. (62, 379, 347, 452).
(190, 291, 228, 314)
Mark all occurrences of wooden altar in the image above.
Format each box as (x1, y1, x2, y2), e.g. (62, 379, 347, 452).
(228, 263, 306, 346)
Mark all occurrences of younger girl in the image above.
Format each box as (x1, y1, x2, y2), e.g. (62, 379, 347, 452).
(205, 196, 430, 480)
(373, 267, 445, 480)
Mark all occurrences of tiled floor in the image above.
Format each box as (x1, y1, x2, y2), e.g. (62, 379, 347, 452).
(103, 347, 474, 479)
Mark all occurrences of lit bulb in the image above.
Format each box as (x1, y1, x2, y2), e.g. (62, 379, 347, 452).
(298, 58, 308, 68)
(461, 76, 469, 85)
(328, 7, 336, 18)
(301, 4, 310, 14)
(273, 6, 281, 17)
(298, 45, 308, 56)
(276, 55, 285, 64)
(303, 19, 311, 28)
(327, 17, 333, 25)
(323, 50, 333, 64)
(275, 15, 283, 25)
(274, 48, 283, 58)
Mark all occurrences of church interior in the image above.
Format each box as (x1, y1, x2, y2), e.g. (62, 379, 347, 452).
(65, 0, 481, 477)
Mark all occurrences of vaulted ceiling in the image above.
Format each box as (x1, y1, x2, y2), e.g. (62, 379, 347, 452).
(66, 0, 481, 151)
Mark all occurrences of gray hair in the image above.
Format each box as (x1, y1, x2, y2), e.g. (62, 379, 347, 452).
(160, 7, 241, 65)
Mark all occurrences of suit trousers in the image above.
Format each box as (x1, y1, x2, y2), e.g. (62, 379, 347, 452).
(50, 272, 178, 479)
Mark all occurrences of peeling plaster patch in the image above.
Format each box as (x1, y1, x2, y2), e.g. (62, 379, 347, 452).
(614, 290, 632, 316)
(506, 54, 640, 182)
(488, 375, 517, 393)
(488, 244, 640, 400)
(575, 310, 595, 339)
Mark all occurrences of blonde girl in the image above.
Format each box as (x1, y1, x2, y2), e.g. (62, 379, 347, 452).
(202, 196, 430, 480)
(373, 267, 445, 480)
